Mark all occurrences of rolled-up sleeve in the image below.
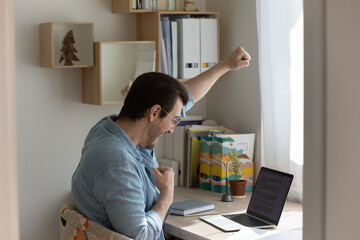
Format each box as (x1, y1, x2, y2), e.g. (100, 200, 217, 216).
(92, 164, 162, 240)
(145, 210, 163, 234)
(180, 84, 194, 118)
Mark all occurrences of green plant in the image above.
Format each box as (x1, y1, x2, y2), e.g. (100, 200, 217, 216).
(229, 142, 242, 180)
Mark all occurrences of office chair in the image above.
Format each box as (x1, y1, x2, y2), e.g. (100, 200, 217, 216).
(59, 201, 133, 240)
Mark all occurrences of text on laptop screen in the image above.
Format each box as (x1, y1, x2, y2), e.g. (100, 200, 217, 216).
(247, 168, 293, 225)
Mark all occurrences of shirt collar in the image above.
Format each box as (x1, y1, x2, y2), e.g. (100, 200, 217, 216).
(104, 115, 143, 162)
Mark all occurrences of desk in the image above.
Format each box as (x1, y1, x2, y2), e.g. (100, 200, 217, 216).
(164, 186, 302, 240)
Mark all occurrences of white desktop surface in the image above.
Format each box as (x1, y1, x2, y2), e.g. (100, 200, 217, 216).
(164, 186, 302, 240)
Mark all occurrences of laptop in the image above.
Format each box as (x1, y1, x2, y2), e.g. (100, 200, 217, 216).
(200, 167, 293, 232)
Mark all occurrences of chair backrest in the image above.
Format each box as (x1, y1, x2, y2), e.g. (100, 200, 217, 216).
(59, 201, 133, 240)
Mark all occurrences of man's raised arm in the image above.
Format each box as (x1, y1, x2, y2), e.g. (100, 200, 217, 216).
(184, 46, 251, 103)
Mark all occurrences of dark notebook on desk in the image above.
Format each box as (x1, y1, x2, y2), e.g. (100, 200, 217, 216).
(200, 167, 293, 232)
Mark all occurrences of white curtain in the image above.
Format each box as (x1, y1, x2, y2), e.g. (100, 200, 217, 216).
(256, 0, 304, 202)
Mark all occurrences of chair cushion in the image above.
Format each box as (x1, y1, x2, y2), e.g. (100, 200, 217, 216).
(59, 201, 133, 240)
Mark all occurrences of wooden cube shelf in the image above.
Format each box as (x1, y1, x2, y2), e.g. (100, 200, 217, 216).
(40, 22, 94, 68)
(83, 41, 156, 105)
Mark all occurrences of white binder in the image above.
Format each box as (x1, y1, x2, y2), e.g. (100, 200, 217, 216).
(160, 23, 169, 74)
(161, 17, 172, 75)
(163, 133, 174, 160)
(177, 18, 200, 79)
(200, 18, 218, 73)
(171, 21, 178, 78)
(173, 126, 185, 186)
(158, 158, 179, 186)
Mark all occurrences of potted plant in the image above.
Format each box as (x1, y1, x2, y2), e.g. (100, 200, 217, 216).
(228, 143, 247, 198)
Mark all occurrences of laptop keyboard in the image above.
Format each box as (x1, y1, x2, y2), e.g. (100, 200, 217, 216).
(224, 213, 268, 227)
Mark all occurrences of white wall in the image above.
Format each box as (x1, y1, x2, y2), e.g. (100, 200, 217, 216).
(14, 1, 133, 239)
(205, 0, 261, 173)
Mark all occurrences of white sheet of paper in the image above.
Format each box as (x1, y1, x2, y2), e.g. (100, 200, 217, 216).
(226, 228, 302, 240)
(225, 211, 303, 240)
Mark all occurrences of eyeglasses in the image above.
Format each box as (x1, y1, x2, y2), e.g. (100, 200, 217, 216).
(161, 108, 182, 126)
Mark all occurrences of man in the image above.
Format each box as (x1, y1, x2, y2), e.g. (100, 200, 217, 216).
(72, 46, 251, 239)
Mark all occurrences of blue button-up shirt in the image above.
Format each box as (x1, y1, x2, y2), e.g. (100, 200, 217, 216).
(72, 91, 194, 240)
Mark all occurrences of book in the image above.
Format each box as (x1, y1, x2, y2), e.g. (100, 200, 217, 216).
(137, 0, 141, 9)
(142, 0, 152, 9)
(182, 115, 204, 121)
(211, 133, 256, 193)
(199, 135, 214, 190)
(188, 125, 226, 133)
(168, 0, 176, 10)
(161, 17, 172, 76)
(186, 127, 226, 187)
(160, 30, 168, 74)
(163, 132, 174, 160)
(171, 21, 178, 78)
(157, 0, 167, 10)
(187, 133, 205, 187)
(170, 200, 215, 216)
(178, 115, 203, 126)
(152, 0, 157, 9)
(173, 126, 185, 186)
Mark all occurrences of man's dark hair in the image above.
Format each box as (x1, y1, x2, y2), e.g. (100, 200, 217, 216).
(118, 72, 189, 121)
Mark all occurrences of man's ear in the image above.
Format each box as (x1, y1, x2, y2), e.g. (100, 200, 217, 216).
(148, 104, 162, 122)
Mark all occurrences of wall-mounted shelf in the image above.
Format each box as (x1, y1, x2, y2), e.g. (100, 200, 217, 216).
(83, 41, 156, 105)
(40, 22, 94, 68)
(136, 11, 219, 74)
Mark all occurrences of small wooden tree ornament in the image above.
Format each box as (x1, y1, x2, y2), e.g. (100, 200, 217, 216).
(59, 29, 80, 66)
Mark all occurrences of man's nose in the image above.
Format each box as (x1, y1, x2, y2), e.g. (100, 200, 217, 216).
(166, 127, 174, 134)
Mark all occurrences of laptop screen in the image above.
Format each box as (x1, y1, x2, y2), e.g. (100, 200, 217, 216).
(247, 167, 294, 225)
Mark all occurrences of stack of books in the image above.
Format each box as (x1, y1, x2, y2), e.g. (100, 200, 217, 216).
(132, 0, 179, 10)
(159, 115, 243, 189)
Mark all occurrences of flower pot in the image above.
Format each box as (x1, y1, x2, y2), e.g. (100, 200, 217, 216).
(229, 179, 246, 198)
